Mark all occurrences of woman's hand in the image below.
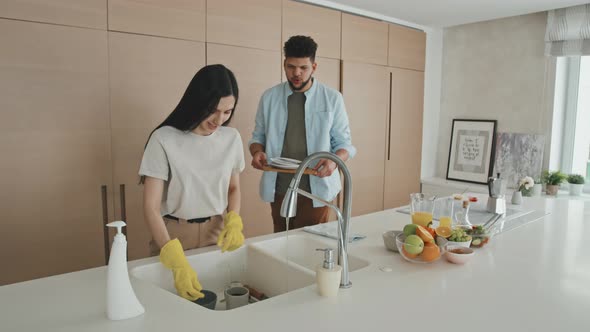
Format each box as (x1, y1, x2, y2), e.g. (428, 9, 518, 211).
(217, 211, 245, 252)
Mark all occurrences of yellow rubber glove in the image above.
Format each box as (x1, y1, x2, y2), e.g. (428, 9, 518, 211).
(217, 211, 245, 252)
(159, 238, 204, 301)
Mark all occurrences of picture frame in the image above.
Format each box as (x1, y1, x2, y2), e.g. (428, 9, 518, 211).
(446, 119, 497, 185)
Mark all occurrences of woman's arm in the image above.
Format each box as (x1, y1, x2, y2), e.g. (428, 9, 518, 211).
(227, 173, 241, 214)
(143, 176, 170, 249)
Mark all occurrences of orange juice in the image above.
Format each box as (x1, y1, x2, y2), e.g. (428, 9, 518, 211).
(411, 212, 433, 227)
(439, 216, 452, 228)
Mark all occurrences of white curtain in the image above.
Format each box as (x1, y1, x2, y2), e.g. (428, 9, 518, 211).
(545, 4, 590, 56)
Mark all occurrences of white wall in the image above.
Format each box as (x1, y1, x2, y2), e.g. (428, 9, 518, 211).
(421, 28, 443, 178)
(433, 12, 554, 178)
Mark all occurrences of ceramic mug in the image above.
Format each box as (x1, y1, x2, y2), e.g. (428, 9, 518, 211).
(225, 286, 249, 310)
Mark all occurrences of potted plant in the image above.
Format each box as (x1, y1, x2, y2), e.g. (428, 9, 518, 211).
(541, 170, 567, 195)
(520, 176, 534, 197)
(567, 174, 585, 196)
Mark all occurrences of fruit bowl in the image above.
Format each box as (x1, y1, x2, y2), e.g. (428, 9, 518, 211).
(395, 233, 445, 264)
(446, 227, 472, 248)
(446, 239, 472, 248)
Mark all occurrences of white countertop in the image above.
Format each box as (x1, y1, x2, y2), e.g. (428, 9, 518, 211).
(2, 194, 590, 331)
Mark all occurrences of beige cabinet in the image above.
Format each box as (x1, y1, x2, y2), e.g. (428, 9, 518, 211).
(384, 68, 424, 209)
(108, 0, 206, 41)
(282, 0, 341, 59)
(388, 24, 426, 71)
(0, 19, 110, 285)
(0, 0, 106, 29)
(0, 0, 427, 285)
(207, 0, 281, 51)
(313, 57, 341, 91)
(108, 32, 206, 260)
(207, 43, 281, 238)
(341, 62, 389, 216)
(341, 13, 389, 66)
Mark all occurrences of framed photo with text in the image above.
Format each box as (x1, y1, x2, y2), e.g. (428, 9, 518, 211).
(446, 119, 497, 185)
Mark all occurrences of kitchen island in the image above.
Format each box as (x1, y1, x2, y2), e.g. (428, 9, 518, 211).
(1, 194, 589, 331)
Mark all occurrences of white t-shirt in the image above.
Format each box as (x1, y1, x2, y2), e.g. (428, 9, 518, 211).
(139, 126, 245, 219)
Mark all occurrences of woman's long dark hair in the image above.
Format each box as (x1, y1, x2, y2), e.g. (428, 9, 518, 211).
(140, 64, 238, 184)
(155, 64, 238, 133)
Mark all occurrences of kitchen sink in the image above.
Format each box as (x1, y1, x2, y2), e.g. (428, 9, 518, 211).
(249, 234, 369, 272)
(130, 233, 369, 310)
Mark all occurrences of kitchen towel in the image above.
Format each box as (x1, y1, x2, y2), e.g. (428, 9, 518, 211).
(303, 222, 365, 243)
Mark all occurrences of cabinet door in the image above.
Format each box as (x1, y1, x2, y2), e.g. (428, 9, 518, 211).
(341, 13, 388, 66)
(341, 62, 389, 216)
(384, 68, 424, 209)
(108, 0, 206, 41)
(207, 43, 281, 238)
(388, 24, 426, 71)
(282, 0, 341, 59)
(109, 32, 206, 260)
(0, 0, 106, 29)
(0, 19, 111, 284)
(207, 0, 281, 51)
(313, 57, 341, 92)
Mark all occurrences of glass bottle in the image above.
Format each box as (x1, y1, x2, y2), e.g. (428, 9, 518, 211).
(454, 200, 472, 229)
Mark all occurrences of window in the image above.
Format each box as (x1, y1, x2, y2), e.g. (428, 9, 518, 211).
(556, 56, 590, 192)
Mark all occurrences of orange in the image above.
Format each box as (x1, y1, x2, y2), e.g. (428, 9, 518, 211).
(421, 242, 441, 262)
(426, 227, 436, 238)
(435, 226, 452, 238)
(416, 225, 434, 243)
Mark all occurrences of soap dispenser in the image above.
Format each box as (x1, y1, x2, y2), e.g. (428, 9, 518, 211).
(106, 221, 145, 320)
(316, 248, 342, 297)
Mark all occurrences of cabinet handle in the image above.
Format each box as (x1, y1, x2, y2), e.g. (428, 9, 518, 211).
(119, 184, 127, 237)
(387, 72, 393, 161)
(101, 185, 110, 265)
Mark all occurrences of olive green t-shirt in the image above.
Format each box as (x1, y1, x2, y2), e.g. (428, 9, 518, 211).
(275, 92, 311, 194)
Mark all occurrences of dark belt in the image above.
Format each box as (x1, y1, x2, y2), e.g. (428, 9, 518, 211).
(164, 215, 211, 224)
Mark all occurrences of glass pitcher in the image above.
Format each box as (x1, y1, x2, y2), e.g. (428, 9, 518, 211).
(410, 193, 435, 227)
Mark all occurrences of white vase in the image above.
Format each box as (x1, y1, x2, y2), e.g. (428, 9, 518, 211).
(570, 183, 583, 196)
(511, 191, 523, 205)
(531, 184, 542, 197)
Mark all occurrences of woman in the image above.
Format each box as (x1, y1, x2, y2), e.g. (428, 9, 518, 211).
(139, 64, 245, 301)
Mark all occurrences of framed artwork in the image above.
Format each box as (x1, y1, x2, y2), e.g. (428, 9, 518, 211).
(493, 132, 545, 188)
(446, 119, 497, 185)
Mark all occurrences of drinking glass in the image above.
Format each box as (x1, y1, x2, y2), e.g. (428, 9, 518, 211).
(410, 193, 435, 227)
(437, 197, 454, 228)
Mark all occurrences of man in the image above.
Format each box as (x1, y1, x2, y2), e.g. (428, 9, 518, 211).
(249, 35, 356, 232)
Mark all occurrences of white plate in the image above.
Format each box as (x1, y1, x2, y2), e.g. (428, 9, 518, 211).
(270, 157, 301, 164)
(269, 162, 299, 170)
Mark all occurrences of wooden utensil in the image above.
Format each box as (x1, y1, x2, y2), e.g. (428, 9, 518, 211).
(262, 165, 318, 176)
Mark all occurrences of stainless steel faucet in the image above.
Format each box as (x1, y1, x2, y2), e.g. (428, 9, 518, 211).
(279, 151, 352, 288)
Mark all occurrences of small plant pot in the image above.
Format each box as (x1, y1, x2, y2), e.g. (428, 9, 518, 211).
(511, 191, 523, 205)
(569, 183, 584, 196)
(546, 184, 560, 195)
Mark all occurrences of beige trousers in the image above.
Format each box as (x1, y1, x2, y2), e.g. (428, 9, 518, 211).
(149, 215, 224, 256)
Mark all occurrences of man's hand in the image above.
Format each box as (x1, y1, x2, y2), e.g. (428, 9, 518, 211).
(313, 159, 337, 178)
(251, 151, 267, 170)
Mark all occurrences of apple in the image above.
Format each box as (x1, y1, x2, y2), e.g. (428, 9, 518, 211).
(403, 224, 418, 237)
(404, 235, 424, 255)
